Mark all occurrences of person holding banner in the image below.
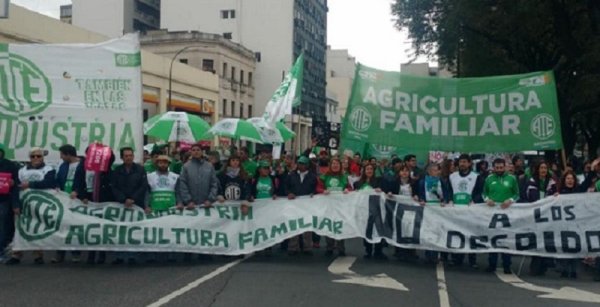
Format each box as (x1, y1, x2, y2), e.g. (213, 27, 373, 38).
(319, 157, 350, 257)
(71, 144, 115, 265)
(525, 160, 558, 276)
(146, 155, 179, 262)
(0, 144, 19, 263)
(353, 163, 386, 260)
(416, 163, 450, 264)
(483, 158, 520, 274)
(110, 147, 148, 265)
(53, 145, 84, 264)
(177, 143, 219, 210)
(285, 156, 318, 255)
(556, 171, 580, 278)
(216, 155, 251, 215)
(448, 154, 484, 268)
(382, 163, 419, 262)
(251, 161, 277, 201)
(6, 148, 57, 265)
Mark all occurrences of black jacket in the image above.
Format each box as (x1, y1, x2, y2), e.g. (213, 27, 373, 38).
(110, 163, 147, 208)
(73, 157, 115, 203)
(218, 172, 251, 201)
(285, 170, 318, 196)
(0, 157, 19, 209)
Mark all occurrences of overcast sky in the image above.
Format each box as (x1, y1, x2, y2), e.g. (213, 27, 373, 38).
(11, 0, 422, 71)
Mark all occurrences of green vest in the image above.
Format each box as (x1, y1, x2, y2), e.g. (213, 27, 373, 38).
(147, 171, 178, 211)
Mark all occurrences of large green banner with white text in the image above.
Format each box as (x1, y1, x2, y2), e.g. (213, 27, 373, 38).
(341, 65, 563, 152)
(0, 34, 143, 162)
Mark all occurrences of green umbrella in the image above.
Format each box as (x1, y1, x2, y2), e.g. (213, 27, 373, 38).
(203, 118, 264, 143)
(247, 117, 295, 143)
(143, 111, 210, 143)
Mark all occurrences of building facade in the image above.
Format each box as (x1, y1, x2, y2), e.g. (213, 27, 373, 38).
(140, 30, 255, 122)
(326, 47, 355, 120)
(161, 0, 328, 152)
(0, 4, 219, 141)
(71, 0, 160, 38)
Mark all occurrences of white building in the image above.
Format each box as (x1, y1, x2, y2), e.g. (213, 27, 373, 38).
(326, 47, 356, 120)
(71, 0, 160, 38)
(161, 0, 328, 153)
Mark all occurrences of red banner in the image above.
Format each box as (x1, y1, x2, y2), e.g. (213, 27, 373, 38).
(85, 144, 112, 172)
(0, 172, 12, 195)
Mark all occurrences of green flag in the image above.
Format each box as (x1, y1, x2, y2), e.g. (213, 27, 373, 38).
(341, 64, 563, 152)
(262, 54, 304, 125)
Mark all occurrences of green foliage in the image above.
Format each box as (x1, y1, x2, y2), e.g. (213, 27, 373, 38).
(392, 0, 600, 158)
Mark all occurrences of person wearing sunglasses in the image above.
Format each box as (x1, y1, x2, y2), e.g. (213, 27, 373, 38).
(6, 147, 56, 265)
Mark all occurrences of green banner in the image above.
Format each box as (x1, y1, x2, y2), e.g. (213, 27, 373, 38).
(341, 65, 563, 152)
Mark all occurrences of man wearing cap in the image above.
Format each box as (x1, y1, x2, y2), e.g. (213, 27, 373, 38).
(144, 147, 162, 173)
(285, 155, 318, 255)
(6, 148, 56, 265)
(0, 144, 19, 263)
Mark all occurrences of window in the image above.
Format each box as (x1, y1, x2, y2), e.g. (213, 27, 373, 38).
(231, 66, 236, 81)
(240, 103, 244, 118)
(202, 59, 214, 72)
(221, 10, 235, 19)
(223, 32, 232, 40)
(248, 72, 253, 86)
(179, 58, 188, 64)
(255, 52, 261, 62)
(240, 70, 244, 84)
(222, 99, 227, 116)
(231, 101, 235, 117)
(222, 62, 228, 77)
(248, 105, 253, 118)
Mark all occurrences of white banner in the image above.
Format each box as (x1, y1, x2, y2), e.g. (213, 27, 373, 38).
(0, 34, 143, 162)
(13, 189, 600, 258)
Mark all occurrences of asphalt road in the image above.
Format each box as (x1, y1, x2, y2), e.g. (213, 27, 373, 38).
(2, 238, 600, 307)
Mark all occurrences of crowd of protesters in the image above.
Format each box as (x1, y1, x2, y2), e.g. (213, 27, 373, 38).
(1, 141, 600, 281)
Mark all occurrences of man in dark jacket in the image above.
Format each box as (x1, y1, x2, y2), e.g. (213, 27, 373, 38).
(110, 147, 148, 264)
(53, 144, 83, 263)
(285, 156, 318, 255)
(72, 145, 115, 265)
(0, 144, 19, 263)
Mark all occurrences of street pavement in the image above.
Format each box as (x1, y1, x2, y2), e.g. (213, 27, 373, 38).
(2, 238, 600, 307)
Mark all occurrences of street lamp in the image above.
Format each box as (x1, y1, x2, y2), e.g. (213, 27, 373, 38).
(168, 45, 206, 111)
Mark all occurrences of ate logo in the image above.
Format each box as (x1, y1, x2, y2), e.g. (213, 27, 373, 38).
(349, 106, 372, 132)
(458, 181, 468, 192)
(531, 113, 555, 140)
(224, 184, 241, 200)
(0, 49, 52, 118)
(17, 191, 64, 241)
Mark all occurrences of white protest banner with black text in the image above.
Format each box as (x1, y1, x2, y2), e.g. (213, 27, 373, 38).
(13, 189, 600, 258)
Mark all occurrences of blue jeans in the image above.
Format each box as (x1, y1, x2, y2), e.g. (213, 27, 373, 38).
(0, 202, 14, 257)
